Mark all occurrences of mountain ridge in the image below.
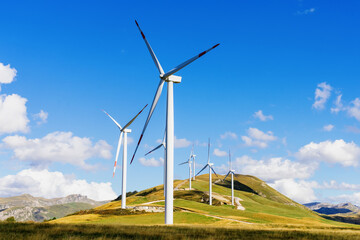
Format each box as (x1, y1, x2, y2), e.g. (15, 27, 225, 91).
(0, 194, 109, 222)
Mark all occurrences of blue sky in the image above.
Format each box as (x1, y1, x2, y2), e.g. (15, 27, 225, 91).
(1, 0, 360, 203)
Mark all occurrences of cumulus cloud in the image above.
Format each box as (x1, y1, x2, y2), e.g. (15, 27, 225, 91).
(2, 131, 112, 170)
(331, 94, 344, 114)
(33, 110, 48, 125)
(323, 124, 334, 132)
(213, 148, 227, 157)
(319, 180, 360, 191)
(220, 131, 237, 140)
(233, 156, 315, 182)
(0, 168, 116, 201)
(139, 157, 164, 167)
(269, 179, 318, 203)
(253, 110, 273, 121)
(347, 98, 360, 122)
(330, 94, 360, 122)
(312, 82, 332, 110)
(241, 128, 277, 148)
(0, 94, 29, 135)
(297, 139, 360, 167)
(174, 136, 191, 148)
(328, 192, 360, 205)
(0, 63, 17, 91)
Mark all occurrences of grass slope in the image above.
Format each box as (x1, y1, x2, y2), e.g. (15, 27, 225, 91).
(2, 222, 360, 240)
(51, 174, 360, 229)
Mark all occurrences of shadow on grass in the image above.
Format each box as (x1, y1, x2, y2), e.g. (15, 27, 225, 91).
(217, 180, 258, 195)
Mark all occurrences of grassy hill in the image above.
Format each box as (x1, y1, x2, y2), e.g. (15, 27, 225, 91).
(51, 174, 358, 228)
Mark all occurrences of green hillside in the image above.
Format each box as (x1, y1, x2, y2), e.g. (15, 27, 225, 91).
(52, 174, 359, 228)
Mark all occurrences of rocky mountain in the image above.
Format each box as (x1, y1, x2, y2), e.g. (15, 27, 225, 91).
(0, 194, 109, 222)
(304, 202, 360, 215)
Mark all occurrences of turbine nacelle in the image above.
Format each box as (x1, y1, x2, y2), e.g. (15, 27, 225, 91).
(161, 74, 182, 83)
(122, 128, 132, 133)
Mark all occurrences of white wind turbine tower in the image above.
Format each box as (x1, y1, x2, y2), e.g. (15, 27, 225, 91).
(130, 20, 219, 224)
(179, 150, 193, 190)
(196, 138, 218, 205)
(190, 145, 197, 181)
(223, 150, 235, 205)
(145, 132, 167, 196)
(103, 104, 147, 209)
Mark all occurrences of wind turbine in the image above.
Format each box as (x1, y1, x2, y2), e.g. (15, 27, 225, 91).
(223, 150, 235, 206)
(102, 104, 147, 209)
(190, 145, 197, 181)
(145, 132, 166, 196)
(196, 138, 218, 205)
(131, 20, 219, 224)
(179, 150, 193, 190)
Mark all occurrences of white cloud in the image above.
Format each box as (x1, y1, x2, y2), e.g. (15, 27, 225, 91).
(174, 136, 191, 148)
(231, 156, 315, 182)
(347, 98, 360, 122)
(323, 124, 334, 132)
(0, 94, 29, 135)
(241, 128, 277, 148)
(33, 110, 48, 125)
(296, 8, 316, 15)
(328, 192, 360, 205)
(0, 63, 17, 91)
(312, 82, 332, 110)
(0, 168, 116, 201)
(213, 148, 227, 157)
(139, 157, 164, 167)
(253, 110, 273, 121)
(220, 131, 237, 140)
(297, 139, 360, 167)
(319, 180, 360, 191)
(269, 179, 317, 203)
(331, 94, 344, 114)
(2, 131, 112, 170)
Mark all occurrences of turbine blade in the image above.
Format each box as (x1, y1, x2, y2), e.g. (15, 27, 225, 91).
(207, 138, 210, 164)
(102, 110, 122, 129)
(163, 43, 220, 79)
(113, 132, 123, 177)
(135, 20, 164, 74)
(196, 164, 208, 176)
(145, 143, 163, 156)
(122, 104, 148, 131)
(210, 166, 219, 177)
(130, 79, 165, 164)
(229, 149, 232, 170)
(179, 160, 189, 166)
(223, 171, 231, 181)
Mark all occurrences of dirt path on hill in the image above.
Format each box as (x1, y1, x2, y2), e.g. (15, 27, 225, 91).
(138, 199, 252, 225)
(174, 180, 188, 190)
(139, 200, 165, 205)
(180, 209, 253, 224)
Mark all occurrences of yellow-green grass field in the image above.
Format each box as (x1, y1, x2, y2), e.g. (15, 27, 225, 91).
(3, 174, 360, 239)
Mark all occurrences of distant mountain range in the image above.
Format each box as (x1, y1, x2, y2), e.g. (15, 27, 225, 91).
(304, 202, 360, 215)
(0, 194, 109, 222)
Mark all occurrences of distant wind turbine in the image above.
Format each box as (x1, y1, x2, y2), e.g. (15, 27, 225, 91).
(196, 138, 218, 205)
(179, 150, 193, 190)
(190, 145, 197, 181)
(223, 150, 235, 205)
(102, 104, 147, 209)
(145, 131, 166, 196)
(131, 20, 219, 224)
